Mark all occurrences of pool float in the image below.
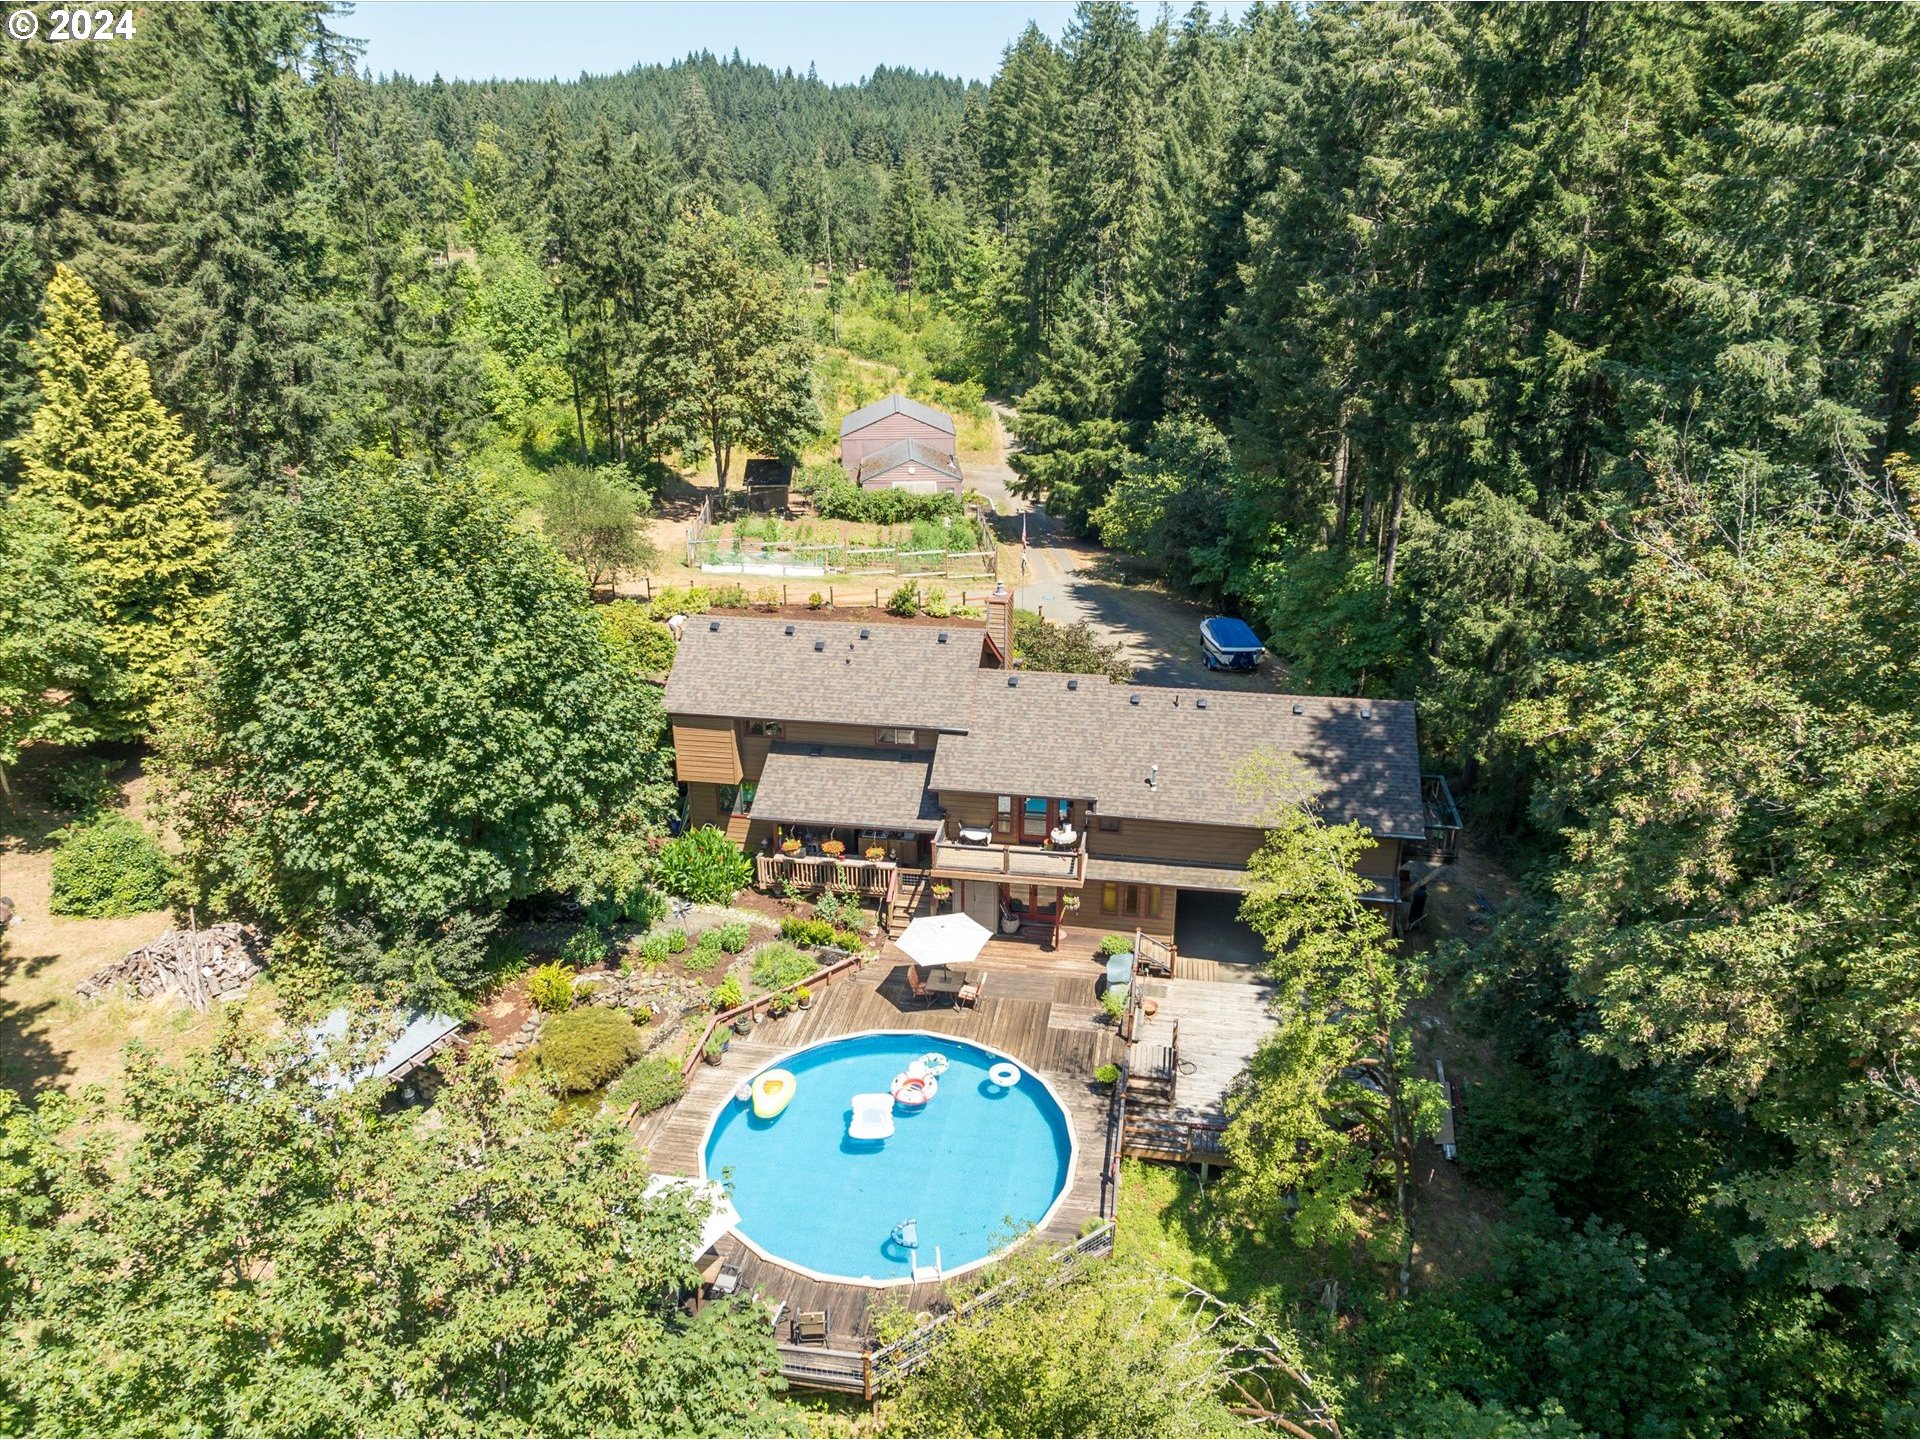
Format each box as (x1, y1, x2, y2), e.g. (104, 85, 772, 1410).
(890, 1069, 938, 1107)
(987, 1061, 1022, 1089)
(751, 1068, 797, 1120)
(918, 1052, 950, 1077)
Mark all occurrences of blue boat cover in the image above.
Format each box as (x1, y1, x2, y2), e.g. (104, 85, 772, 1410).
(1202, 616, 1263, 651)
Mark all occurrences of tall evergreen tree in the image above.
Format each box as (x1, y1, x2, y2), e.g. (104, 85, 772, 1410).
(11, 266, 225, 737)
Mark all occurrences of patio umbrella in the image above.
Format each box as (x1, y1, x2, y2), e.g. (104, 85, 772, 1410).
(643, 1175, 742, 1258)
(896, 912, 994, 970)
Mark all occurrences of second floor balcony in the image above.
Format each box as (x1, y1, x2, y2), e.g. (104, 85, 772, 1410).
(929, 825, 1087, 885)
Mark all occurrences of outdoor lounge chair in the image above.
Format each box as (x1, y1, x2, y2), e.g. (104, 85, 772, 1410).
(792, 1310, 830, 1345)
(849, 1092, 896, 1141)
(956, 973, 984, 1009)
(711, 1262, 742, 1298)
(905, 963, 935, 1007)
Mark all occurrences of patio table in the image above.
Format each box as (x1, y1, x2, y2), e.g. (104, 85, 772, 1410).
(920, 964, 977, 996)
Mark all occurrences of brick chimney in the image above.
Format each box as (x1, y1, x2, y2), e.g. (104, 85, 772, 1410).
(984, 582, 1014, 667)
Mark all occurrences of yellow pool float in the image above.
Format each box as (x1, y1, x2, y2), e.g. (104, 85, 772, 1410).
(751, 1068, 797, 1120)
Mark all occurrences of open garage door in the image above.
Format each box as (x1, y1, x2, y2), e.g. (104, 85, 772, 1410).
(1173, 889, 1266, 976)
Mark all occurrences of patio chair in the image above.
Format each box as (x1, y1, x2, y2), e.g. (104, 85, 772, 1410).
(905, 963, 935, 1007)
(711, 1262, 743, 1298)
(956, 973, 985, 1009)
(792, 1309, 830, 1346)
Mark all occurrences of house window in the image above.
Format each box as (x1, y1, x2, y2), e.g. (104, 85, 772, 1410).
(1099, 883, 1160, 919)
(994, 796, 1013, 836)
(747, 720, 783, 738)
(1097, 815, 1122, 833)
(875, 727, 918, 747)
(717, 781, 756, 815)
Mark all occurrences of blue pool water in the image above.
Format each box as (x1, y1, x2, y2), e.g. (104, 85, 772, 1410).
(703, 1031, 1074, 1283)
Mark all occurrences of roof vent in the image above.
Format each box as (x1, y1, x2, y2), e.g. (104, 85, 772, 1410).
(1067, 678, 1079, 691)
(1195, 696, 1208, 710)
(1292, 702, 1304, 715)
(1007, 676, 1019, 688)
(1129, 694, 1140, 706)
(1360, 705, 1373, 719)
(1147, 764, 1159, 789)
(859, 628, 871, 640)
(813, 640, 825, 652)
(708, 620, 720, 632)
(783, 624, 795, 636)
(937, 630, 949, 644)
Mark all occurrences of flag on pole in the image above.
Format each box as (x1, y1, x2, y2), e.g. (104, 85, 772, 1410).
(1021, 511, 1028, 546)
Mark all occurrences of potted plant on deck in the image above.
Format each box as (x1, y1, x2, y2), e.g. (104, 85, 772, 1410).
(820, 839, 846, 859)
(702, 1035, 726, 1066)
(781, 837, 803, 856)
(795, 984, 814, 1010)
(931, 883, 953, 913)
(864, 845, 887, 862)
(1094, 1063, 1119, 1093)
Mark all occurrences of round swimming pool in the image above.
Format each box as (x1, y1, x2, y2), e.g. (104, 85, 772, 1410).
(702, 1031, 1075, 1285)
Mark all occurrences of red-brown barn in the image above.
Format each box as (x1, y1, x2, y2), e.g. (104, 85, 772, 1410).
(838, 394, 959, 476)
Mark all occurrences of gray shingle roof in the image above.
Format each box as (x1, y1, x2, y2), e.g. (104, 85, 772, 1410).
(662, 617, 985, 732)
(838, 393, 957, 438)
(928, 674, 1426, 839)
(854, 438, 963, 485)
(751, 744, 943, 832)
(1084, 855, 1251, 893)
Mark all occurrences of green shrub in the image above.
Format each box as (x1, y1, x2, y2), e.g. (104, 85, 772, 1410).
(702, 1034, 727, 1063)
(886, 581, 922, 616)
(829, 927, 865, 952)
(780, 916, 836, 946)
(531, 1006, 646, 1093)
(44, 757, 117, 814)
(665, 927, 689, 954)
(1101, 986, 1128, 1022)
(716, 921, 752, 953)
(645, 584, 714, 622)
(527, 962, 576, 1014)
(654, 827, 752, 903)
(709, 583, 749, 608)
(559, 926, 608, 970)
(598, 601, 678, 675)
(800, 465, 965, 524)
(693, 928, 723, 955)
(1098, 933, 1134, 956)
(607, 1056, 686, 1116)
(807, 591, 825, 609)
(638, 932, 672, 966)
(1013, 611, 1133, 683)
(48, 814, 174, 918)
(1094, 1063, 1120, 1087)
(710, 974, 744, 1011)
(750, 943, 816, 992)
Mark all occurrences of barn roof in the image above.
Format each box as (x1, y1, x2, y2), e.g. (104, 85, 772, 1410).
(838, 393, 957, 438)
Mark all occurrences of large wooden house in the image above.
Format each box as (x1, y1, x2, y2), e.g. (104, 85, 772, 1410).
(661, 601, 1452, 950)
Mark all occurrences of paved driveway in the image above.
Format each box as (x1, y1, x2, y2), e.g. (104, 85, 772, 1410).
(972, 404, 1282, 693)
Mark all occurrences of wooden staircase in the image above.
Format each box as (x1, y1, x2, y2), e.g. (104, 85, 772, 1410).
(888, 869, 934, 933)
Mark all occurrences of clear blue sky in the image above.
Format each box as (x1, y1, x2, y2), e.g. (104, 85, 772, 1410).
(339, 2, 1224, 86)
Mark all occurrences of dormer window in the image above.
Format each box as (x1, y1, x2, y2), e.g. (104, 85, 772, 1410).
(876, 727, 917, 747)
(747, 720, 784, 738)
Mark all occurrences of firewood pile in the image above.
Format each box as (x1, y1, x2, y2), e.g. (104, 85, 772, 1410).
(77, 923, 266, 1011)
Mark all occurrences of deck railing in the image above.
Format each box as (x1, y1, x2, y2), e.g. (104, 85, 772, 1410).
(1134, 930, 1176, 977)
(754, 852, 896, 898)
(861, 1221, 1116, 1397)
(929, 832, 1086, 883)
(1121, 1114, 1230, 1166)
(653, 950, 866, 1093)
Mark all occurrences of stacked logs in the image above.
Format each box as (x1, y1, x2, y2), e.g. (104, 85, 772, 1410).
(77, 923, 266, 1011)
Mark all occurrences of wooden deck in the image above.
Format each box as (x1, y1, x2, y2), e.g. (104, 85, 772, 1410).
(1131, 972, 1276, 1124)
(635, 946, 1125, 1356)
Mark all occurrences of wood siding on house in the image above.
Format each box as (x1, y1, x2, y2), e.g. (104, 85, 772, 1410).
(841, 414, 954, 472)
(1091, 883, 1177, 937)
(1086, 816, 1263, 869)
(672, 716, 742, 784)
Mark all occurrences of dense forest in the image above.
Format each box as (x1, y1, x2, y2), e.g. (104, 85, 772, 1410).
(3, 1, 1919, 1435)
